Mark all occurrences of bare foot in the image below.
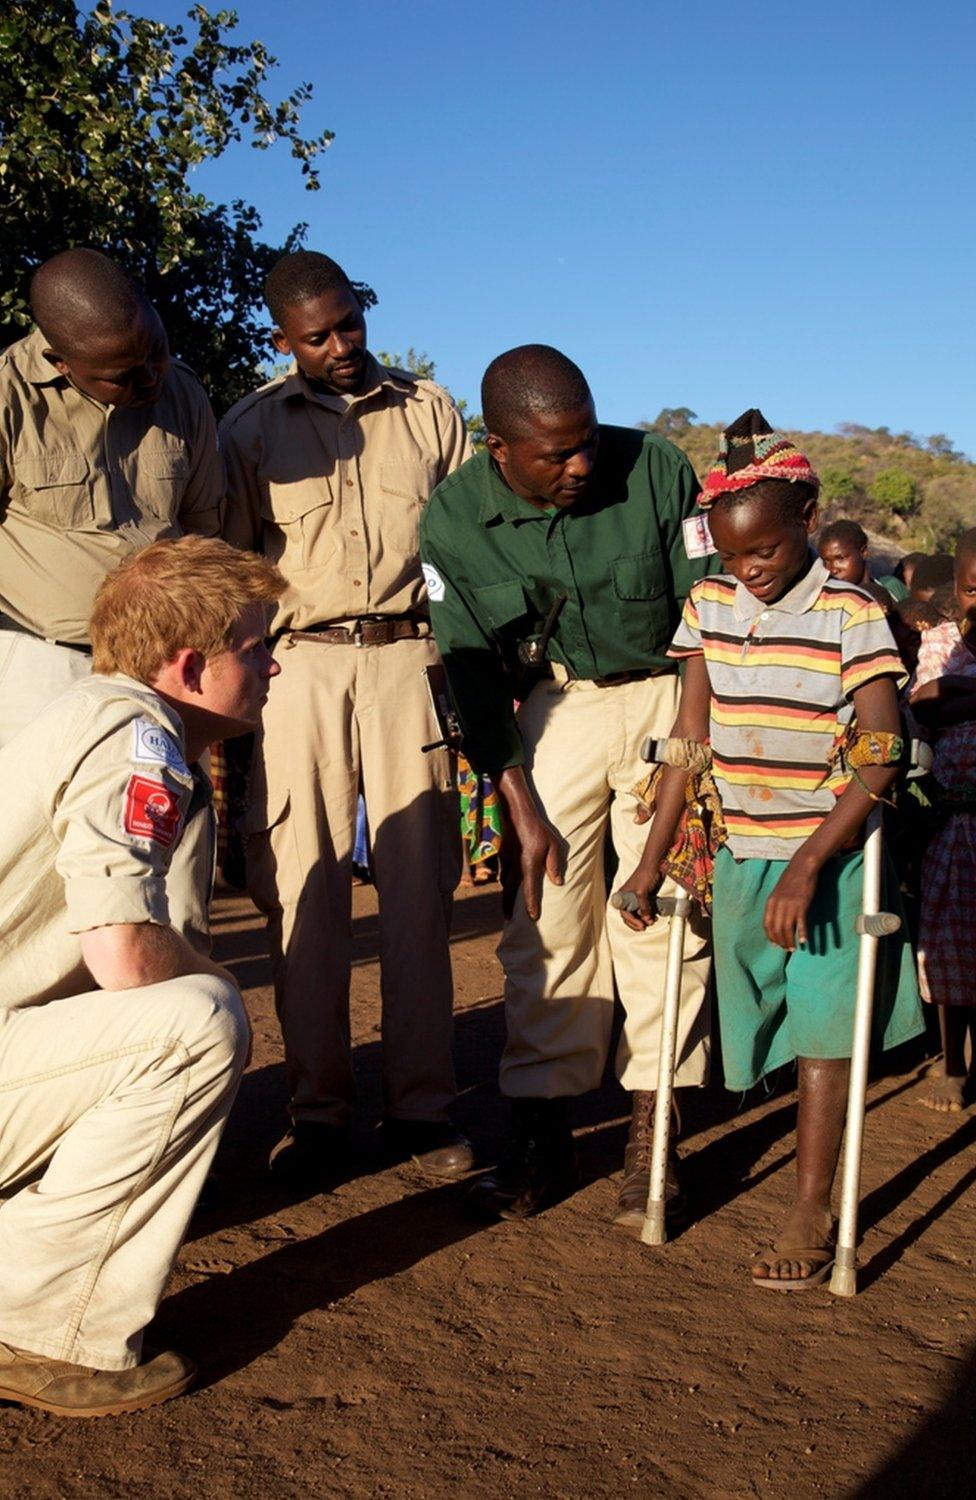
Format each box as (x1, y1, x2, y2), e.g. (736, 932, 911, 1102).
(751, 1205, 834, 1289)
(919, 1070, 966, 1114)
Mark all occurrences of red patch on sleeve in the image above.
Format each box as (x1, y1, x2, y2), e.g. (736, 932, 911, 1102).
(123, 774, 183, 847)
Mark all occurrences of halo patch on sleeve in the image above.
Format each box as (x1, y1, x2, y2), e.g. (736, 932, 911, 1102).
(123, 775, 183, 847)
(131, 718, 187, 772)
(422, 562, 446, 603)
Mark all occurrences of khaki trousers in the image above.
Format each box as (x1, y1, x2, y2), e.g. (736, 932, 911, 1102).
(0, 630, 92, 748)
(0, 975, 247, 1370)
(247, 634, 460, 1126)
(499, 672, 712, 1098)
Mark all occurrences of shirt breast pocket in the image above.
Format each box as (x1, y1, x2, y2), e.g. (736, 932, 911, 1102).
(137, 444, 192, 521)
(611, 551, 672, 654)
(259, 480, 334, 571)
(379, 458, 438, 557)
(13, 452, 94, 528)
(472, 579, 532, 640)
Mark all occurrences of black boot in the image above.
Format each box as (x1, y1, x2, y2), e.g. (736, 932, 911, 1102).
(468, 1098, 579, 1220)
(612, 1091, 686, 1233)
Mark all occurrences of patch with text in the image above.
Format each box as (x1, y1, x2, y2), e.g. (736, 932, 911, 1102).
(123, 775, 183, 847)
(131, 717, 187, 772)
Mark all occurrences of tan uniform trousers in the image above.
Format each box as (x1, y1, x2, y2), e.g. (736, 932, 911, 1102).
(0, 975, 247, 1371)
(247, 633, 461, 1127)
(499, 671, 712, 1098)
(0, 629, 92, 747)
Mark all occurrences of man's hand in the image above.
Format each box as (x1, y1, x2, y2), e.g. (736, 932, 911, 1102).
(497, 766, 562, 920)
(763, 857, 820, 951)
(614, 864, 662, 932)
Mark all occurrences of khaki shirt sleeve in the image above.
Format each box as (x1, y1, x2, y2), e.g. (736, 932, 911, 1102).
(436, 399, 473, 483)
(218, 411, 263, 553)
(176, 377, 224, 538)
(52, 720, 195, 934)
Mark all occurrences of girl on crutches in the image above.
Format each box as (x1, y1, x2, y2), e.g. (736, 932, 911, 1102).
(615, 411, 925, 1290)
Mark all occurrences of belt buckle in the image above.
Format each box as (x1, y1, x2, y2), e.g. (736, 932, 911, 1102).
(352, 620, 365, 648)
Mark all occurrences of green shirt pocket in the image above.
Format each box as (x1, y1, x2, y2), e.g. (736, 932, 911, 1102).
(472, 579, 532, 636)
(610, 551, 672, 656)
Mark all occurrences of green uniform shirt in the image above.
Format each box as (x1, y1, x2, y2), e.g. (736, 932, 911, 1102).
(419, 425, 710, 772)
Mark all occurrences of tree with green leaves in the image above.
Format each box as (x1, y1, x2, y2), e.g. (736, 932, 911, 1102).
(869, 466, 920, 519)
(378, 347, 486, 450)
(0, 1, 373, 413)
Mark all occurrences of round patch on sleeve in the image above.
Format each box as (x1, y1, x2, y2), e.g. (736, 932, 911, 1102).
(422, 563, 446, 603)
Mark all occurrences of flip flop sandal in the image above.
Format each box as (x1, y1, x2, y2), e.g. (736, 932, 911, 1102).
(751, 1246, 834, 1292)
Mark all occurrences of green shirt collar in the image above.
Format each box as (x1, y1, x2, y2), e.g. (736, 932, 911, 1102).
(478, 454, 560, 526)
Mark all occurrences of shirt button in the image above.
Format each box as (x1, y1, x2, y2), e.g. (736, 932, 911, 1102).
(346, 479, 354, 488)
(761, 611, 770, 620)
(353, 579, 362, 587)
(350, 529, 359, 537)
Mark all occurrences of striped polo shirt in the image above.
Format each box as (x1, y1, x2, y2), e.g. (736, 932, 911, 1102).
(668, 556, 904, 859)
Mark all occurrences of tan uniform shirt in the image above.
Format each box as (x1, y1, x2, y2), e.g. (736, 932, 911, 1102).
(219, 355, 471, 632)
(0, 329, 223, 644)
(0, 674, 213, 1013)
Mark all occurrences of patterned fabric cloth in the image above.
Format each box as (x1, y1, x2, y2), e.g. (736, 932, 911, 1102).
(913, 619, 976, 792)
(913, 619, 976, 1006)
(918, 812, 976, 1006)
(208, 741, 228, 864)
(668, 557, 906, 859)
(631, 753, 726, 914)
(457, 755, 503, 866)
(698, 407, 820, 511)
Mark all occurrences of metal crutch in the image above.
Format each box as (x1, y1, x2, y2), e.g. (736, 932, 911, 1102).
(610, 888, 693, 1244)
(830, 806, 901, 1297)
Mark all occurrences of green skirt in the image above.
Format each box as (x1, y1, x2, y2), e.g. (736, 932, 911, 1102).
(712, 846, 924, 1091)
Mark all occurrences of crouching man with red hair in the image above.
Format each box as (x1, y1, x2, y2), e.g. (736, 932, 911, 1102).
(0, 536, 283, 1416)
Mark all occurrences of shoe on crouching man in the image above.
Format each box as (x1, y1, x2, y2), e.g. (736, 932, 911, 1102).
(0, 536, 283, 1416)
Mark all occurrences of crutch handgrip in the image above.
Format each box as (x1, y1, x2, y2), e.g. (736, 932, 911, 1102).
(611, 891, 682, 918)
(854, 911, 900, 937)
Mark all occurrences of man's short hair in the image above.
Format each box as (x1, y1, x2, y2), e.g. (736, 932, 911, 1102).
(29, 248, 150, 356)
(265, 251, 358, 326)
(955, 527, 976, 568)
(819, 518, 868, 551)
(481, 345, 592, 441)
(91, 537, 285, 681)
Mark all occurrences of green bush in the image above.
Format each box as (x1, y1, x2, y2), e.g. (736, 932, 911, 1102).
(869, 467, 919, 518)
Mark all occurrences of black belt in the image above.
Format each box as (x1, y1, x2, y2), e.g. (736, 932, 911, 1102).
(0, 616, 91, 654)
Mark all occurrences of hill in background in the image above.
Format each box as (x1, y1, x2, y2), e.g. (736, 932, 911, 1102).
(641, 409, 976, 554)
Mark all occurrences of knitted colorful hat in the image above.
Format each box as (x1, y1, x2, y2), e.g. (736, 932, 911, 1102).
(698, 408, 819, 511)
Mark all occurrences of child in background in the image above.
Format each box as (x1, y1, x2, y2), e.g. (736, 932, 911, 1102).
(817, 518, 901, 607)
(911, 553, 954, 604)
(619, 410, 923, 1290)
(894, 552, 927, 595)
(908, 528, 976, 1111)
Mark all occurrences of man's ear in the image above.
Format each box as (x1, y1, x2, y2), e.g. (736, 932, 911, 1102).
(485, 432, 508, 465)
(172, 646, 207, 695)
(271, 327, 292, 358)
(802, 497, 820, 536)
(41, 345, 71, 379)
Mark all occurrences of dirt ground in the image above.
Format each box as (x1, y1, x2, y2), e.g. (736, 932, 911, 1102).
(2, 880, 974, 1499)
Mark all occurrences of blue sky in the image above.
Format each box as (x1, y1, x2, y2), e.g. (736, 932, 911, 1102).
(134, 1, 975, 456)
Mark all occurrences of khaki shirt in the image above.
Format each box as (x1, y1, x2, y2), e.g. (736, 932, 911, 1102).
(0, 674, 213, 1013)
(0, 329, 223, 644)
(219, 355, 471, 632)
